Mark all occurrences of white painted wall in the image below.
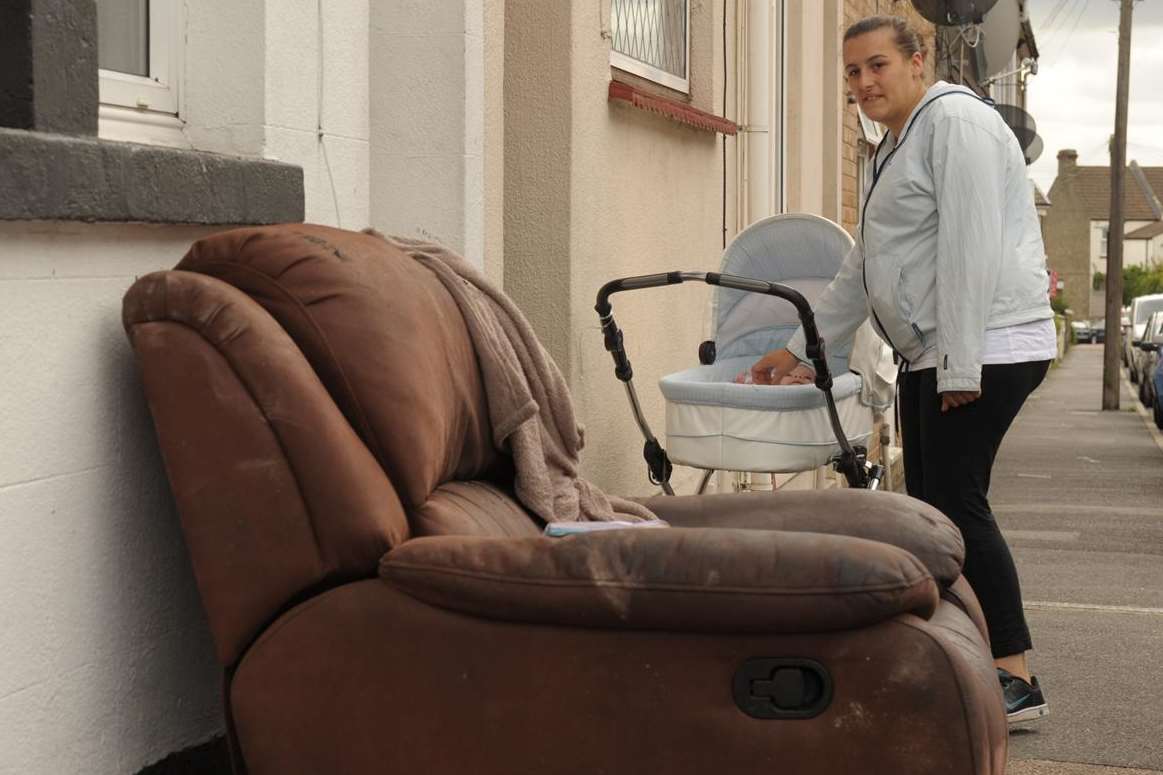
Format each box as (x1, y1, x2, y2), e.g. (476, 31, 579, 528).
(0, 222, 224, 775)
(1089, 220, 1154, 276)
(136, 0, 373, 230)
(368, 0, 504, 281)
(1, 3, 385, 773)
(1149, 235, 1163, 267)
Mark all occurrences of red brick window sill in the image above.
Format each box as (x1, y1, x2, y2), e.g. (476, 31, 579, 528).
(608, 81, 738, 136)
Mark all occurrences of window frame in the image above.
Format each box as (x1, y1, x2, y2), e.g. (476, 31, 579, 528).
(98, 0, 183, 118)
(609, 0, 691, 94)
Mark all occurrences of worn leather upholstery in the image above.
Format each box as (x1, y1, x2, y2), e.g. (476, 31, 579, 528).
(123, 270, 408, 664)
(176, 224, 500, 510)
(381, 529, 940, 632)
(123, 224, 1007, 775)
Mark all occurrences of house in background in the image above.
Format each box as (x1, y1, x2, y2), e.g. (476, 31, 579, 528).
(1125, 220, 1163, 269)
(1042, 149, 1163, 317)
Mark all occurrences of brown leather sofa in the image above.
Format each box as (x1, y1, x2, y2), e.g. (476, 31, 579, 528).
(122, 224, 1006, 774)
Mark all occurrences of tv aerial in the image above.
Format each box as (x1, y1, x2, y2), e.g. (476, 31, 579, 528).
(911, 0, 999, 26)
(919, 0, 1019, 86)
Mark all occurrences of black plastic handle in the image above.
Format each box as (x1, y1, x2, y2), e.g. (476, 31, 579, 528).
(595, 272, 684, 316)
(594, 270, 834, 389)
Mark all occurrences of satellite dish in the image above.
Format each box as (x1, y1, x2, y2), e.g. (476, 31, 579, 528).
(994, 103, 1037, 152)
(976, 0, 1021, 79)
(1024, 134, 1044, 166)
(910, 0, 999, 26)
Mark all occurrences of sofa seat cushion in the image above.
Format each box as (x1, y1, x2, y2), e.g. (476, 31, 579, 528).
(380, 528, 938, 633)
(412, 481, 542, 538)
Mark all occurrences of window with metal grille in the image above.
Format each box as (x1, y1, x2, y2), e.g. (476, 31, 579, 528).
(609, 0, 690, 93)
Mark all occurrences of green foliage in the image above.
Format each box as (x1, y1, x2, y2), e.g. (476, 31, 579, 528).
(1122, 264, 1163, 305)
(1093, 271, 1105, 291)
(1050, 294, 1070, 315)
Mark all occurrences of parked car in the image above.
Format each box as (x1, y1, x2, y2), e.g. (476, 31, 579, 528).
(1071, 318, 1105, 344)
(1121, 307, 1132, 364)
(1136, 312, 1159, 405)
(1136, 312, 1163, 427)
(1125, 294, 1163, 383)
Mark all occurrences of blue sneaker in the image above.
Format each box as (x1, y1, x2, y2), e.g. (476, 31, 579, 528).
(998, 668, 1049, 724)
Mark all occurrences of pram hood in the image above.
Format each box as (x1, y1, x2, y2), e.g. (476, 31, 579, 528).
(712, 213, 854, 371)
(657, 214, 886, 473)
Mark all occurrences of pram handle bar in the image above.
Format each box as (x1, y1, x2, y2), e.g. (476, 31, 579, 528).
(595, 270, 879, 490)
(596, 271, 832, 391)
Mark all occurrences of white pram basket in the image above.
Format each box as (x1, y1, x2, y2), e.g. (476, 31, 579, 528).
(659, 214, 885, 474)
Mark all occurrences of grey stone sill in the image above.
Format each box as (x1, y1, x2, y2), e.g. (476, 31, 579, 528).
(0, 128, 304, 225)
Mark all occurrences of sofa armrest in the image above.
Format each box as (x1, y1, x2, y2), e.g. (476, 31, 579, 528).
(380, 527, 938, 634)
(636, 490, 965, 587)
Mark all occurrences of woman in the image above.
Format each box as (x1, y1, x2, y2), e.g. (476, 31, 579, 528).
(750, 16, 1053, 724)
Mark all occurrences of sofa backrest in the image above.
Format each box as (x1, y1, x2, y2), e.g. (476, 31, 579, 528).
(124, 270, 412, 665)
(125, 224, 509, 664)
(176, 224, 502, 510)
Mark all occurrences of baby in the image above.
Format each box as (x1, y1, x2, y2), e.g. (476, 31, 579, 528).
(733, 363, 815, 385)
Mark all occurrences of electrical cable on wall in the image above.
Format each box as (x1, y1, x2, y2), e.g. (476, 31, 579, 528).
(317, 0, 343, 228)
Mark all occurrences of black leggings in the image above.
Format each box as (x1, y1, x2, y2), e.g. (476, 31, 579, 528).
(898, 360, 1050, 659)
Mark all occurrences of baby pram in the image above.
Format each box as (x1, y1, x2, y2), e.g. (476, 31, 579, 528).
(595, 213, 890, 493)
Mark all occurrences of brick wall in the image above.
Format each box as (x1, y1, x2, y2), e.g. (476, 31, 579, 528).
(1043, 151, 1092, 316)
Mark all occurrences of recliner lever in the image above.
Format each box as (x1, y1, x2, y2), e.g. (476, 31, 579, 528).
(733, 658, 833, 720)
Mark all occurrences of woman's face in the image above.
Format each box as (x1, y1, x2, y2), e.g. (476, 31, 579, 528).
(843, 28, 924, 133)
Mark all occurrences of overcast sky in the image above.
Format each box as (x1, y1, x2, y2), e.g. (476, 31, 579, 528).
(1023, 0, 1163, 192)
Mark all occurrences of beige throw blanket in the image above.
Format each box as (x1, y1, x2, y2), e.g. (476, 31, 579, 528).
(376, 233, 657, 524)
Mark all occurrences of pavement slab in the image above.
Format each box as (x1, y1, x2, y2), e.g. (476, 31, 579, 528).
(1009, 762, 1162, 775)
(987, 345, 1163, 772)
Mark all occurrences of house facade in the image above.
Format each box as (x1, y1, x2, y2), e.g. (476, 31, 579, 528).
(2, 1, 1041, 772)
(1042, 150, 1163, 317)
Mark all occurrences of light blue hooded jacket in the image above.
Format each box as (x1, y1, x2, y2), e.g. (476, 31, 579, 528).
(787, 81, 1052, 393)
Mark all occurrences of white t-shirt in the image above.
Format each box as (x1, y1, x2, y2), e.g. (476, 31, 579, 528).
(909, 317, 1057, 372)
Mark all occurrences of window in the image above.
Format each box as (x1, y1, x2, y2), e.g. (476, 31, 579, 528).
(97, 0, 183, 134)
(1099, 225, 1109, 258)
(610, 0, 690, 93)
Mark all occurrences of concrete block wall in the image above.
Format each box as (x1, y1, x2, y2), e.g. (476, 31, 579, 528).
(0, 223, 224, 774)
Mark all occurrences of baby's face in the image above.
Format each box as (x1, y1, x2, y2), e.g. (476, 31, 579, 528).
(779, 364, 815, 385)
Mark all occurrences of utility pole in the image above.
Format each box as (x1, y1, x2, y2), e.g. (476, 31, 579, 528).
(1103, 0, 1135, 410)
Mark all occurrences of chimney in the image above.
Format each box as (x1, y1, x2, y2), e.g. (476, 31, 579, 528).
(1057, 149, 1078, 176)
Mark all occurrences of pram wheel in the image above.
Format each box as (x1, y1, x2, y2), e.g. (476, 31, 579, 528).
(698, 340, 716, 365)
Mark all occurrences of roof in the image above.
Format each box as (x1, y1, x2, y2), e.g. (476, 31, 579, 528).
(1058, 163, 1163, 220)
(1033, 182, 1050, 207)
(1125, 220, 1163, 240)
